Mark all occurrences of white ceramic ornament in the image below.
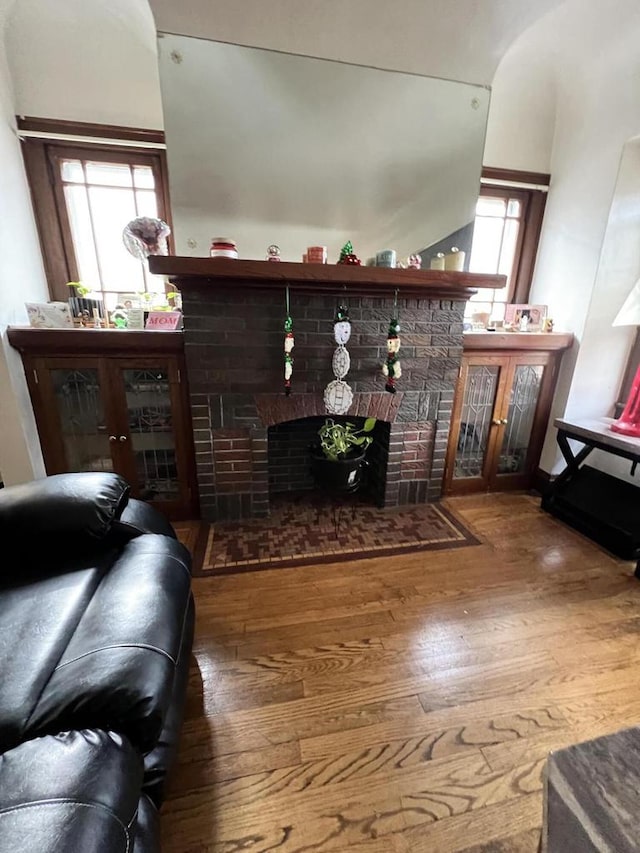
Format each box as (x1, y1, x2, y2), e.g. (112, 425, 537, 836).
(324, 379, 354, 415)
(332, 346, 350, 379)
(334, 320, 352, 345)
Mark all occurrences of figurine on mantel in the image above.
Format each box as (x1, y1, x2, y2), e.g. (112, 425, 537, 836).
(266, 244, 281, 262)
(337, 241, 361, 265)
(408, 254, 422, 269)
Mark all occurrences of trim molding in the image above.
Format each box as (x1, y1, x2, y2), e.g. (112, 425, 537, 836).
(481, 166, 551, 186)
(17, 116, 165, 146)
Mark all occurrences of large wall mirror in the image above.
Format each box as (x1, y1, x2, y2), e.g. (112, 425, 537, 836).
(157, 34, 489, 264)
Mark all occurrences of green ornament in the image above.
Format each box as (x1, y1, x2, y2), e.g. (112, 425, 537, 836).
(284, 315, 293, 333)
(336, 304, 350, 322)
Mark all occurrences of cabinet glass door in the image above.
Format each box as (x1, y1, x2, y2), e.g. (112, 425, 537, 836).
(452, 362, 503, 489)
(49, 366, 113, 472)
(122, 367, 180, 503)
(496, 363, 544, 476)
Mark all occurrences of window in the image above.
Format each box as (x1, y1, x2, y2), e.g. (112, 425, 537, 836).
(466, 169, 548, 322)
(20, 120, 171, 309)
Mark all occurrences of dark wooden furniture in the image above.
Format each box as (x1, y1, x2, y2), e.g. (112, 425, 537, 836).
(543, 727, 640, 852)
(7, 328, 197, 520)
(444, 332, 574, 494)
(541, 417, 640, 572)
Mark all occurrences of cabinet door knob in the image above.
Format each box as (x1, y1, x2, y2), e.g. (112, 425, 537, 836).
(491, 419, 501, 426)
(109, 435, 117, 442)
(119, 435, 128, 442)
(501, 419, 509, 425)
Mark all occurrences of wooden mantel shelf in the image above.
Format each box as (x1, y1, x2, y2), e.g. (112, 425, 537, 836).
(149, 256, 506, 300)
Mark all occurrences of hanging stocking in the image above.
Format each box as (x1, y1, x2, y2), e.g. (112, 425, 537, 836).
(283, 285, 294, 395)
(382, 290, 401, 393)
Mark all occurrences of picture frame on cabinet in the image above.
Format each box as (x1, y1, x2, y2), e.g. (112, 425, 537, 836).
(504, 303, 547, 332)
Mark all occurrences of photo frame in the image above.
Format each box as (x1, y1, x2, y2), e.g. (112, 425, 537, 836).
(25, 302, 73, 329)
(504, 303, 547, 332)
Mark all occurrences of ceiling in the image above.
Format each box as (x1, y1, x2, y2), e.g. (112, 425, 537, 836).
(148, 0, 567, 87)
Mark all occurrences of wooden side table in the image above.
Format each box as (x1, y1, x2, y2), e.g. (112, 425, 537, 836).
(541, 417, 640, 574)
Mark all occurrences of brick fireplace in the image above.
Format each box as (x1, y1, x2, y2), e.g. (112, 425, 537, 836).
(150, 257, 504, 521)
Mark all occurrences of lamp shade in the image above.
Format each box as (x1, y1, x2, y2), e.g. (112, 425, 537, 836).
(613, 278, 640, 326)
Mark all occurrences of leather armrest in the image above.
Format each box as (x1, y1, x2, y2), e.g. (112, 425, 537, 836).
(0, 730, 143, 853)
(0, 473, 130, 543)
(112, 498, 177, 541)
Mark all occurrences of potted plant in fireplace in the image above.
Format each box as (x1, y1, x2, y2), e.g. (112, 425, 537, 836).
(310, 418, 376, 493)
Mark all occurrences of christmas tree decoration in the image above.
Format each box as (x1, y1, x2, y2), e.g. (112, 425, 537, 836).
(382, 291, 402, 393)
(324, 303, 354, 415)
(283, 286, 294, 396)
(337, 241, 361, 265)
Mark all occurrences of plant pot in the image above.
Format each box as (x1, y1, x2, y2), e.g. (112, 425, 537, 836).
(309, 447, 367, 494)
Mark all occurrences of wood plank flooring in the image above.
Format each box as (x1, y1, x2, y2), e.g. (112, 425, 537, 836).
(165, 493, 640, 852)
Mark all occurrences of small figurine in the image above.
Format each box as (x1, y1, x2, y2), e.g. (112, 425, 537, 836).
(337, 240, 361, 265)
(382, 318, 402, 393)
(266, 244, 281, 262)
(111, 305, 128, 329)
(408, 254, 422, 269)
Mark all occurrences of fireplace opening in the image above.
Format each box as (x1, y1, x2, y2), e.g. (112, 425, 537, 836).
(268, 416, 392, 507)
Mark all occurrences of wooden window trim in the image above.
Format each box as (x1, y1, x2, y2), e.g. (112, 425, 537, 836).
(20, 124, 172, 302)
(481, 167, 550, 187)
(17, 116, 165, 146)
(479, 167, 548, 306)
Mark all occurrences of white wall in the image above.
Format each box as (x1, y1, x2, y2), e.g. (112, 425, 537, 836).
(528, 2, 640, 472)
(6, 0, 162, 128)
(483, 23, 557, 173)
(0, 23, 48, 484)
(485, 0, 640, 477)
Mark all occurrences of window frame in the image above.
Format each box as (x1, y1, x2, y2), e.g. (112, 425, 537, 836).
(478, 167, 549, 306)
(19, 120, 172, 303)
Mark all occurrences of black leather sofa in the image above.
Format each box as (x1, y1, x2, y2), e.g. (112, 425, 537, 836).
(0, 473, 194, 853)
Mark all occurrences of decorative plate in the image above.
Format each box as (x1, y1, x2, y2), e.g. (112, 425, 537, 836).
(331, 346, 351, 380)
(324, 379, 354, 415)
(334, 320, 352, 345)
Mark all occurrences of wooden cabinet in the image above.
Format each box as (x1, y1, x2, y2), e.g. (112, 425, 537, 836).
(8, 329, 197, 519)
(444, 333, 573, 495)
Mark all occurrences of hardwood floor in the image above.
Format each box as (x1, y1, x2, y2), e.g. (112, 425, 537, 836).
(165, 493, 640, 852)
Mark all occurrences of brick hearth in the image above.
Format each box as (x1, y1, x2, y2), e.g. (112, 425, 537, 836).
(182, 289, 464, 521)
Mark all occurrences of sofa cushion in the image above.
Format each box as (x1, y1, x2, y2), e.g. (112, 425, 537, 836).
(0, 730, 142, 853)
(0, 555, 110, 752)
(0, 472, 130, 544)
(25, 535, 193, 753)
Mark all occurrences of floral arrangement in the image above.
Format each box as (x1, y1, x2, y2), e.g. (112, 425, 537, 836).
(123, 217, 171, 259)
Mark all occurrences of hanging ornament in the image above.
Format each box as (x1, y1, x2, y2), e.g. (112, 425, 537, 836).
(325, 302, 354, 415)
(283, 286, 294, 396)
(382, 290, 402, 394)
(337, 241, 361, 265)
